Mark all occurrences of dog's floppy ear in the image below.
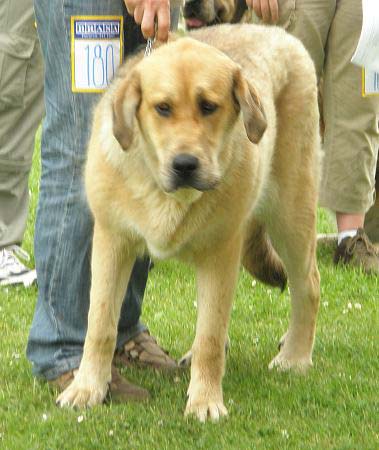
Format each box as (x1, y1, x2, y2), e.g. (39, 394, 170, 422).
(232, 68, 267, 144)
(112, 68, 141, 151)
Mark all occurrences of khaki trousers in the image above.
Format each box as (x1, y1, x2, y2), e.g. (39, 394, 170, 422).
(253, 0, 379, 215)
(0, 0, 44, 247)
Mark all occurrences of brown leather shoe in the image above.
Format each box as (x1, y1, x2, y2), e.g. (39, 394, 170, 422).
(114, 331, 178, 371)
(48, 364, 149, 403)
(334, 228, 379, 275)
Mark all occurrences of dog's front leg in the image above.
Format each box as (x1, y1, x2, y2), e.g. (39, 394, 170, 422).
(185, 233, 242, 422)
(57, 224, 135, 408)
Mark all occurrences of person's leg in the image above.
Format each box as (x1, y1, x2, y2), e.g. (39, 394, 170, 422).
(284, 0, 336, 81)
(26, 0, 149, 380)
(0, 0, 44, 284)
(321, 0, 379, 272)
(250, 0, 336, 79)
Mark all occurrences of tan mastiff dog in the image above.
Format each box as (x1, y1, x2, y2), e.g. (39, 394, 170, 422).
(57, 24, 321, 422)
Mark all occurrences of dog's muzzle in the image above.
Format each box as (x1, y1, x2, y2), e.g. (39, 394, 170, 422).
(171, 153, 200, 189)
(166, 153, 215, 192)
(183, 0, 208, 28)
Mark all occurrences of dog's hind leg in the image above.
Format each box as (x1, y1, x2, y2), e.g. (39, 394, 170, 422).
(264, 55, 321, 372)
(267, 219, 320, 373)
(242, 220, 287, 291)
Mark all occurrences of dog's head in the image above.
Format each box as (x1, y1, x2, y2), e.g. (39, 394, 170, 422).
(113, 38, 266, 195)
(183, 0, 248, 29)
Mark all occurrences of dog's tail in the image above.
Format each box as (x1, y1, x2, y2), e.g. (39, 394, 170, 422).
(242, 221, 287, 291)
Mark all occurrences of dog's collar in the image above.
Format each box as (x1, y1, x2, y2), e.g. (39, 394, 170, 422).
(231, 0, 248, 23)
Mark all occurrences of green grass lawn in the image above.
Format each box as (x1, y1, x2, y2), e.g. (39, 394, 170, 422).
(0, 130, 378, 449)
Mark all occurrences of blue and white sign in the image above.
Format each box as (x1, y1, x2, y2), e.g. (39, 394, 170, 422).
(71, 16, 123, 93)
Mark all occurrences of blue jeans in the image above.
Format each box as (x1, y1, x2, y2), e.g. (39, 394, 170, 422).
(27, 0, 178, 380)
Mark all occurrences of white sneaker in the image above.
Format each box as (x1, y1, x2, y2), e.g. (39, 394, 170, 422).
(0, 245, 37, 287)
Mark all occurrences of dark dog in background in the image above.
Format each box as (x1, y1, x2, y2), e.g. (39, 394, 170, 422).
(183, 0, 250, 29)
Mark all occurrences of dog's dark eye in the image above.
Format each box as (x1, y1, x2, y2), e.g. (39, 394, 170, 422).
(199, 100, 218, 116)
(155, 103, 171, 117)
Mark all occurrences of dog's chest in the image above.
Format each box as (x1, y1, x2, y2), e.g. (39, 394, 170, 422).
(125, 190, 217, 260)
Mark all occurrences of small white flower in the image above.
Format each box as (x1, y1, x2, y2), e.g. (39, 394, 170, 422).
(109, 430, 114, 436)
(354, 303, 362, 310)
(42, 413, 48, 421)
(323, 301, 329, 307)
(347, 302, 352, 309)
(12, 353, 20, 360)
(77, 415, 84, 423)
(193, 301, 197, 309)
(251, 280, 257, 287)
(342, 309, 348, 314)
(281, 429, 289, 439)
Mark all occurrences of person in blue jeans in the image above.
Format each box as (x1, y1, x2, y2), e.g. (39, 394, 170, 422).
(27, 0, 180, 401)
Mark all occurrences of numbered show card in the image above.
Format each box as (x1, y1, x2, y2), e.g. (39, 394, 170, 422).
(362, 69, 379, 96)
(71, 16, 123, 93)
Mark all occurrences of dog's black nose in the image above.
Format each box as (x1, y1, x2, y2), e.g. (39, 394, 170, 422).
(184, 0, 201, 18)
(172, 154, 199, 176)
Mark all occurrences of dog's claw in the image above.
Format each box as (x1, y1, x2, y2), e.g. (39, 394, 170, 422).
(277, 332, 287, 351)
(185, 400, 228, 423)
(178, 350, 192, 368)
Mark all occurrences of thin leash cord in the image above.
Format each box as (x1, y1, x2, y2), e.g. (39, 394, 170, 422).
(144, 21, 157, 57)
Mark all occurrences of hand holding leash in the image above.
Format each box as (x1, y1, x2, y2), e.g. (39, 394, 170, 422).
(124, 0, 170, 42)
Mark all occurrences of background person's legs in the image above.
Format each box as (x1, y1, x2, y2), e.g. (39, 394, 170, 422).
(253, 0, 379, 271)
(320, 0, 379, 272)
(321, 0, 378, 216)
(0, 0, 44, 285)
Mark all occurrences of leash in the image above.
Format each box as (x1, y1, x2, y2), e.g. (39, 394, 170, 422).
(144, 20, 158, 57)
(144, 37, 154, 57)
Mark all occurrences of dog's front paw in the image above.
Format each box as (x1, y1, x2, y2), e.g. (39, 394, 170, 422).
(184, 381, 227, 422)
(185, 396, 228, 423)
(56, 377, 109, 408)
(268, 350, 312, 373)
